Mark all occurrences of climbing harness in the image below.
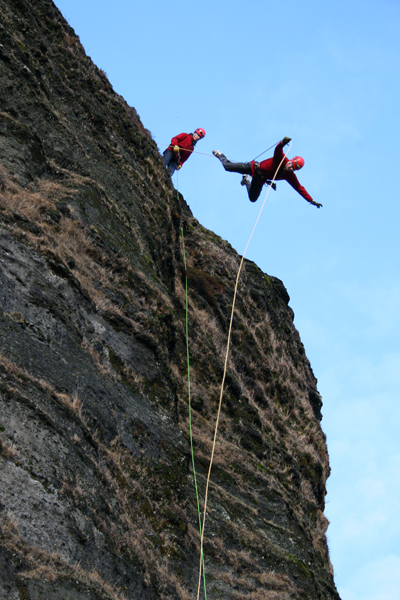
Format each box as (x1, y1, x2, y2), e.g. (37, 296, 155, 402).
(253, 161, 277, 190)
(195, 143, 292, 600)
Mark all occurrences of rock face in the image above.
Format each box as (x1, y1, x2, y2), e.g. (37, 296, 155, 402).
(0, 1, 340, 599)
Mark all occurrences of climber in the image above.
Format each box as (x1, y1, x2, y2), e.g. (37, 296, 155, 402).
(163, 128, 206, 176)
(212, 137, 322, 207)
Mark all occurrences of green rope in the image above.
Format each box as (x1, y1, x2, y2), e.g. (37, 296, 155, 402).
(180, 221, 207, 599)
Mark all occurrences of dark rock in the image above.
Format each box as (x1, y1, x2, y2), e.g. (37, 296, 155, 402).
(270, 275, 290, 304)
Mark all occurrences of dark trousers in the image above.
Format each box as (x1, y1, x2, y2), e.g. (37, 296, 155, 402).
(163, 149, 178, 176)
(217, 154, 264, 202)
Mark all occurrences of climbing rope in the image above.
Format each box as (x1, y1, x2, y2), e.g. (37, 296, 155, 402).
(177, 171, 208, 599)
(195, 143, 292, 600)
(252, 139, 280, 161)
(160, 139, 281, 162)
(160, 142, 215, 158)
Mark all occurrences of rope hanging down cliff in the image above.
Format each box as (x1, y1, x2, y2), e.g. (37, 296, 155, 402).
(177, 170, 208, 600)
(195, 143, 292, 600)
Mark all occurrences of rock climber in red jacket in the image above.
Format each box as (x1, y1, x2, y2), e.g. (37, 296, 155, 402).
(212, 137, 322, 207)
(163, 128, 206, 176)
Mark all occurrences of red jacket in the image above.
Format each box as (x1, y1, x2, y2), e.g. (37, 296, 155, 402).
(251, 141, 315, 205)
(168, 133, 195, 167)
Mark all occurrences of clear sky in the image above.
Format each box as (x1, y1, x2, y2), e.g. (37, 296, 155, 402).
(53, 1, 400, 598)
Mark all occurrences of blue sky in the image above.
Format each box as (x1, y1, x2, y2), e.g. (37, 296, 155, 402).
(54, 1, 400, 598)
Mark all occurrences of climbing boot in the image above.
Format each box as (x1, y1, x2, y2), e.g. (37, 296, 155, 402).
(241, 175, 251, 186)
(212, 150, 223, 159)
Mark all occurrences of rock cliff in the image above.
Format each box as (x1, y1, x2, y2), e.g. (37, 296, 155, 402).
(0, 1, 341, 599)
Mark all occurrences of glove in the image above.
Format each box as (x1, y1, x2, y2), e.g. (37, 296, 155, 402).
(282, 137, 291, 147)
(173, 145, 180, 154)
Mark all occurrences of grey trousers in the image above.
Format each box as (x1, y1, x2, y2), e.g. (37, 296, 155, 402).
(217, 154, 264, 202)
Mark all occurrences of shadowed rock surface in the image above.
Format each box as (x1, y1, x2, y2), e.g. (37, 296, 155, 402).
(0, 1, 340, 599)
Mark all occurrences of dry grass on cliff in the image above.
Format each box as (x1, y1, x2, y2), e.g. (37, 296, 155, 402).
(84, 450, 195, 600)
(0, 512, 128, 600)
(0, 166, 173, 370)
(175, 307, 326, 510)
(0, 434, 19, 459)
(1, 156, 331, 596)
(0, 168, 200, 596)
(218, 567, 296, 599)
(0, 350, 86, 420)
(0, 163, 174, 310)
(0, 347, 193, 599)
(180, 239, 328, 477)
(171, 226, 331, 595)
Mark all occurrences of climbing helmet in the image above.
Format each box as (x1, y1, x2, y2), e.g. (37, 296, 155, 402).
(292, 156, 304, 170)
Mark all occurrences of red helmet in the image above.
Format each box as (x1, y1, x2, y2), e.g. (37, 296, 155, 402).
(292, 156, 304, 170)
(194, 128, 206, 138)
